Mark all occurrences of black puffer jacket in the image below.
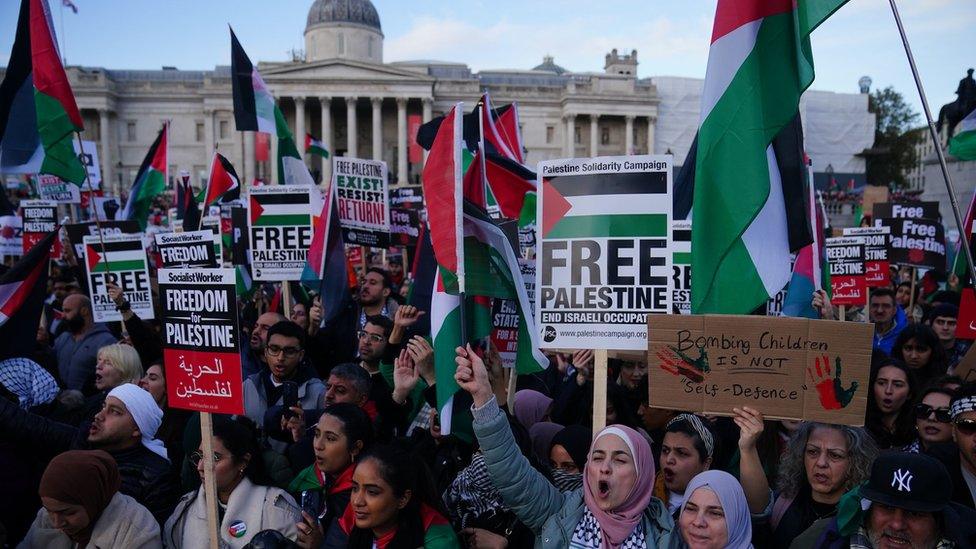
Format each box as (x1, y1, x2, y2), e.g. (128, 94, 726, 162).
(0, 396, 180, 524)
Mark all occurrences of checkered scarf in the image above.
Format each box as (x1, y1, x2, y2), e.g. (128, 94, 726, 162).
(950, 395, 976, 419)
(0, 358, 59, 409)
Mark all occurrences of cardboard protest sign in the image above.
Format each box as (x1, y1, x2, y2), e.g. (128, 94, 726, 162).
(66, 220, 140, 258)
(825, 237, 867, 306)
(956, 288, 976, 341)
(0, 214, 23, 256)
(873, 201, 940, 221)
(860, 186, 889, 223)
(36, 174, 80, 203)
(155, 230, 219, 269)
(843, 227, 890, 287)
(248, 186, 314, 281)
(671, 220, 691, 315)
(647, 314, 872, 425)
(83, 233, 154, 322)
(334, 157, 391, 247)
(952, 342, 976, 384)
(21, 200, 60, 255)
(882, 217, 946, 270)
(536, 155, 672, 350)
(159, 268, 244, 414)
(390, 207, 420, 247)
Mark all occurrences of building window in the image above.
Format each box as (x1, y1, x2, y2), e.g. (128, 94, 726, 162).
(219, 120, 229, 140)
(574, 127, 581, 144)
(601, 127, 610, 145)
(195, 122, 205, 142)
(546, 125, 554, 144)
(126, 121, 136, 141)
(338, 33, 345, 55)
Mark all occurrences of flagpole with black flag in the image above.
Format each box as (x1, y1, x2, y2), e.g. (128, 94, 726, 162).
(887, 0, 976, 290)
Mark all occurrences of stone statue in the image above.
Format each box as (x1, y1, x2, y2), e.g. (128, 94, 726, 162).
(938, 68, 976, 139)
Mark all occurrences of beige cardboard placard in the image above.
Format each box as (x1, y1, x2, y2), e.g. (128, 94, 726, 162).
(647, 314, 872, 426)
(860, 186, 889, 220)
(952, 343, 976, 384)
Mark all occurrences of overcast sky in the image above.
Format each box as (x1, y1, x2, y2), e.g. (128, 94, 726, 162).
(1, 0, 972, 121)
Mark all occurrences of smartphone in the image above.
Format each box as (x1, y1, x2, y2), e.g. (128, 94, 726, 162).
(300, 489, 324, 519)
(281, 381, 299, 415)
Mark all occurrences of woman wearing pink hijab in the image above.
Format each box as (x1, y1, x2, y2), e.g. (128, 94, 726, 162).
(455, 345, 680, 548)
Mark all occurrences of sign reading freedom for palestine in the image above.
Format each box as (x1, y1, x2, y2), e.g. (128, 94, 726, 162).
(536, 155, 672, 351)
(248, 186, 314, 281)
(648, 314, 872, 426)
(825, 236, 866, 306)
(159, 268, 243, 414)
(334, 157, 391, 247)
(155, 230, 219, 269)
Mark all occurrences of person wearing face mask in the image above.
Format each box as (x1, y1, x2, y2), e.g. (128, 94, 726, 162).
(549, 425, 591, 492)
(455, 345, 679, 548)
(679, 470, 753, 549)
(903, 387, 956, 454)
(53, 294, 117, 395)
(19, 450, 162, 548)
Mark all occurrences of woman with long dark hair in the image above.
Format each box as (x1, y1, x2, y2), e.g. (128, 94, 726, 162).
(892, 324, 947, 386)
(865, 358, 918, 449)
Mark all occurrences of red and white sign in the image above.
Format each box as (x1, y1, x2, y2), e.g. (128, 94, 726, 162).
(826, 237, 867, 306)
(957, 289, 976, 341)
(159, 268, 243, 414)
(843, 227, 890, 287)
(20, 200, 60, 256)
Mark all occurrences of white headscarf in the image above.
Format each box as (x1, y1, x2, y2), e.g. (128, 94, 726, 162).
(107, 383, 168, 461)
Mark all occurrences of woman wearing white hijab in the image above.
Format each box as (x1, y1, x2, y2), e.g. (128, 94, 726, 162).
(679, 470, 753, 549)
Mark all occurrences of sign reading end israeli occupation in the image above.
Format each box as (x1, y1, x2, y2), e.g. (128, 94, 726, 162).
(334, 157, 391, 247)
(536, 155, 672, 351)
(159, 268, 243, 414)
(155, 230, 219, 269)
(248, 186, 314, 281)
(83, 233, 154, 322)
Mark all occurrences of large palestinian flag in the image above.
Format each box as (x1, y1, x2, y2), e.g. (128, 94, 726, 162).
(541, 171, 668, 240)
(0, 228, 56, 359)
(230, 27, 275, 135)
(120, 123, 167, 229)
(691, 0, 847, 314)
(203, 152, 240, 209)
(0, 0, 86, 183)
(302, 182, 350, 327)
(85, 240, 147, 274)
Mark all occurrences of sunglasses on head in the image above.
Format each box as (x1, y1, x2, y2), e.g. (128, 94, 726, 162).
(914, 403, 951, 423)
(955, 418, 976, 435)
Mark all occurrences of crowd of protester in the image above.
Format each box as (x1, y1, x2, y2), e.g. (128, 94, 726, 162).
(4, 257, 976, 548)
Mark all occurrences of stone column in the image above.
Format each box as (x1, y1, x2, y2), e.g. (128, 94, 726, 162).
(269, 102, 278, 184)
(346, 96, 358, 158)
(371, 97, 383, 161)
(98, 109, 114, 196)
(625, 115, 634, 155)
(589, 115, 599, 157)
(320, 97, 332, 183)
(294, 97, 306, 157)
(647, 116, 656, 155)
(244, 131, 255, 186)
(396, 97, 408, 184)
(564, 114, 575, 157)
(422, 98, 433, 165)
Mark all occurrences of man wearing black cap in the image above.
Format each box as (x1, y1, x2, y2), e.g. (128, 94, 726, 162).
(928, 303, 970, 368)
(793, 452, 976, 548)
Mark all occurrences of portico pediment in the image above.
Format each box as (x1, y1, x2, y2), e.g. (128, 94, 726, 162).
(259, 59, 433, 84)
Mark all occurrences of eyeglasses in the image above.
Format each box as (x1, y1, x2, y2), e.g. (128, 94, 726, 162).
(914, 403, 951, 423)
(189, 450, 224, 467)
(357, 331, 385, 343)
(954, 418, 976, 435)
(266, 345, 302, 358)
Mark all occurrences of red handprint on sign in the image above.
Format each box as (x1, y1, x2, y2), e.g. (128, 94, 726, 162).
(656, 345, 708, 383)
(807, 355, 859, 410)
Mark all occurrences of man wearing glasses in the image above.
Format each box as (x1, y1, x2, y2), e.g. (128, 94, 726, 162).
(931, 382, 976, 508)
(243, 321, 326, 450)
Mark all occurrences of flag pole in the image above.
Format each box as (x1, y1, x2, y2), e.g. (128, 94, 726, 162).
(74, 133, 113, 282)
(888, 0, 976, 291)
(455, 103, 467, 344)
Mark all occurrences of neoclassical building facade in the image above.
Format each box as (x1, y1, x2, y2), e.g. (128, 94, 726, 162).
(3, 0, 874, 199)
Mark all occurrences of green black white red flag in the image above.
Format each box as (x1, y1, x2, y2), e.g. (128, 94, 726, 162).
(202, 152, 240, 211)
(120, 123, 167, 230)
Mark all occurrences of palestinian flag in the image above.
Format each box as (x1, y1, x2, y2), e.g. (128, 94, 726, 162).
(422, 104, 465, 278)
(274, 104, 315, 186)
(302, 182, 350, 327)
(120, 123, 167, 229)
(542, 171, 669, 240)
(249, 189, 312, 227)
(230, 27, 275, 135)
(202, 152, 240, 210)
(783, 158, 831, 318)
(484, 152, 536, 221)
(950, 108, 976, 161)
(691, 0, 846, 314)
(481, 93, 524, 164)
(85, 239, 146, 274)
(952, 186, 976, 282)
(0, 228, 55, 360)
(305, 133, 329, 158)
(0, 0, 86, 183)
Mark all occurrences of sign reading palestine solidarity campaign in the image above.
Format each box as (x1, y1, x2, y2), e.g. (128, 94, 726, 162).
(842, 226, 890, 287)
(20, 199, 60, 254)
(155, 230, 219, 269)
(334, 157, 391, 247)
(248, 186, 314, 281)
(83, 233, 154, 322)
(536, 155, 672, 351)
(648, 314, 872, 426)
(825, 236, 866, 306)
(159, 268, 243, 414)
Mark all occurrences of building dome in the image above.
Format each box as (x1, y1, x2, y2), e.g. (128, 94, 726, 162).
(306, 0, 382, 34)
(533, 55, 567, 75)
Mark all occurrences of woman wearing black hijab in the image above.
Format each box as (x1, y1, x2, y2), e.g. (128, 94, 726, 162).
(19, 450, 162, 548)
(548, 425, 591, 492)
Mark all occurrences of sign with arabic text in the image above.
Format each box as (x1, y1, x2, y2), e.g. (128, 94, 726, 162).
(842, 226, 890, 287)
(826, 237, 866, 306)
(647, 314, 872, 426)
(159, 268, 243, 414)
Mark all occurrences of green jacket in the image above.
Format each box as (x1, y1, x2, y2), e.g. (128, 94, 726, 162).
(471, 397, 683, 549)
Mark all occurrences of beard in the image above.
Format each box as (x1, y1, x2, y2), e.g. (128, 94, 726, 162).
(66, 314, 86, 334)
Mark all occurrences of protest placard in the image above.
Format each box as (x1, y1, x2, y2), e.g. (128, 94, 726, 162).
(66, 220, 140, 258)
(200, 216, 223, 260)
(0, 214, 23, 256)
(671, 220, 691, 315)
(491, 299, 519, 368)
(647, 314, 872, 426)
(881, 217, 946, 269)
(536, 155, 672, 351)
(36, 174, 80, 203)
(83, 233, 154, 322)
(155, 230, 219, 269)
(248, 186, 314, 281)
(20, 200, 60, 255)
(89, 196, 123, 221)
(390, 207, 420, 247)
(860, 186, 889, 222)
(956, 289, 976, 341)
(825, 236, 867, 306)
(873, 201, 940, 220)
(74, 139, 101, 190)
(843, 226, 890, 287)
(159, 268, 243, 414)
(334, 157, 391, 247)
(390, 186, 424, 209)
